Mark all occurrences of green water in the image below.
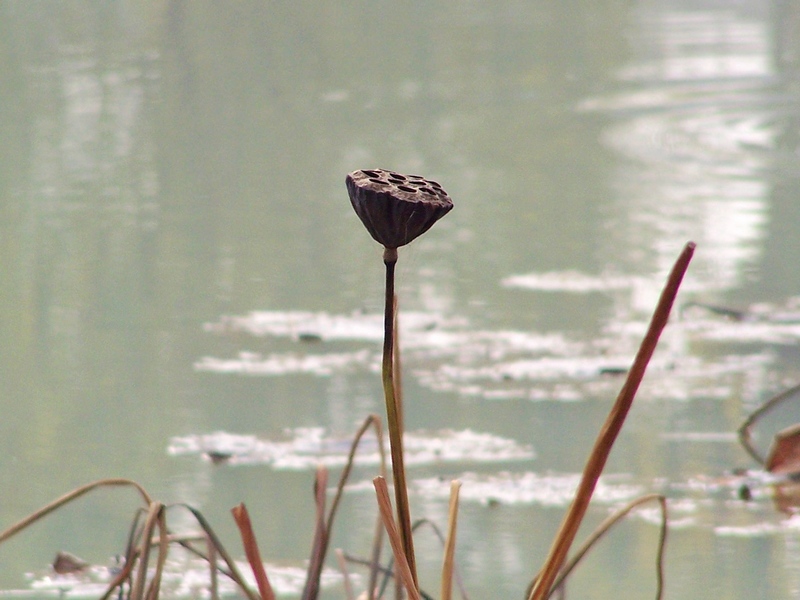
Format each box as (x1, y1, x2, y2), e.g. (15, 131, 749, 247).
(2, 1, 800, 598)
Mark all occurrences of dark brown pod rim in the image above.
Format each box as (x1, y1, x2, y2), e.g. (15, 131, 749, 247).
(346, 168, 453, 249)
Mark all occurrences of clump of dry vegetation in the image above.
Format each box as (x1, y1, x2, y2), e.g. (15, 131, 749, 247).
(0, 171, 696, 600)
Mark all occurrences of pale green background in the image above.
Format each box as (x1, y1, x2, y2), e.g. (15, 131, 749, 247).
(2, 1, 800, 598)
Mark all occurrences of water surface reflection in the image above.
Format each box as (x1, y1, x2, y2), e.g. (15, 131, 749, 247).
(3, 1, 800, 599)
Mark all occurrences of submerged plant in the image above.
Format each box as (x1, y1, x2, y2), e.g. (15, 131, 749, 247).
(346, 168, 453, 590)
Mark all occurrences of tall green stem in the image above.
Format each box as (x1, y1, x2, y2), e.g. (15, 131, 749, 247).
(381, 247, 417, 587)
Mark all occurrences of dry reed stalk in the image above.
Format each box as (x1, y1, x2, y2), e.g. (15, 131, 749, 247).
(145, 506, 169, 600)
(178, 504, 260, 600)
(0, 478, 166, 600)
(373, 476, 421, 600)
(528, 241, 695, 600)
(548, 494, 668, 599)
(302, 466, 330, 600)
(98, 508, 146, 599)
(0, 478, 153, 544)
(440, 481, 462, 600)
(335, 548, 356, 600)
(0, 473, 259, 600)
(231, 503, 277, 600)
(302, 414, 387, 600)
(208, 531, 219, 600)
(131, 502, 162, 600)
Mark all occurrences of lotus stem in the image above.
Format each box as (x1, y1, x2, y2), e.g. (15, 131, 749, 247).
(381, 246, 418, 587)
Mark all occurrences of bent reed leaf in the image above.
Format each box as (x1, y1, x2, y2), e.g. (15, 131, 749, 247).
(528, 242, 695, 600)
(0, 478, 153, 545)
(546, 494, 668, 600)
(373, 476, 421, 600)
(232, 503, 277, 600)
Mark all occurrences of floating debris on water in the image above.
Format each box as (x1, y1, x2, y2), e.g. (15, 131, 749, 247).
(502, 270, 641, 293)
(413, 471, 644, 507)
(167, 428, 535, 469)
(194, 349, 375, 376)
(196, 304, 785, 404)
(52, 551, 89, 575)
(203, 310, 465, 343)
(9, 559, 344, 599)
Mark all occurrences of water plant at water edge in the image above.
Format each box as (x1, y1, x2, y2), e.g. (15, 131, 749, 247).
(1, 167, 698, 599)
(527, 241, 694, 600)
(346, 168, 454, 592)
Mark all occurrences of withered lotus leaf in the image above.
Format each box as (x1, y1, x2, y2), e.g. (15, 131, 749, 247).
(766, 423, 800, 476)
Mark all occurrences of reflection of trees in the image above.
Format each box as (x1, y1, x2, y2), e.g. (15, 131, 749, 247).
(0, 3, 174, 581)
(2, 26, 163, 440)
(583, 4, 782, 417)
(596, 4, 776, 297)
(154, 1, 634, 319)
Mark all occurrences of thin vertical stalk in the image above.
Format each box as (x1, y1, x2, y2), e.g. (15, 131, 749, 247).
(335, 549, 356, 600)
(528, 242, 694, 600)
(231, 503, 276, 600)
(441, 481, 461, 600)
(382, 247, 418, 587)
(374, 477, 421, 600)
(208, 531, 219, 600)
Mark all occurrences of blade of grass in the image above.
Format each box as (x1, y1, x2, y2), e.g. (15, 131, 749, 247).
(334, 415, 387, 600)
(232, 503, 276, 600)
(367, 512, 386, 600)
(302, 415, 387, 600)
(528, 241, 694, 600)
(302, 466, 329, 600)
(338, 552, 441, 600)
(363, 417, 387, 600)
(548, 494, 668, 599)
(131, 502, 164, 600)
(441, 481, 461, 600)
(409, 519, 469, 600)
(178, 504, 260, 600)
(145, 506, 169, 600)
(328, 415, 387, 532)
(373, 476, 420, 600)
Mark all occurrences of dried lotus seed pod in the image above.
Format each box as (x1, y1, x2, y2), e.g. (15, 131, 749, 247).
(346, 169, 453, 249)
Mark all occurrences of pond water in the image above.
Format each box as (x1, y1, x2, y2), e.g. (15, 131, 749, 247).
(2, 1, 800, 598)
